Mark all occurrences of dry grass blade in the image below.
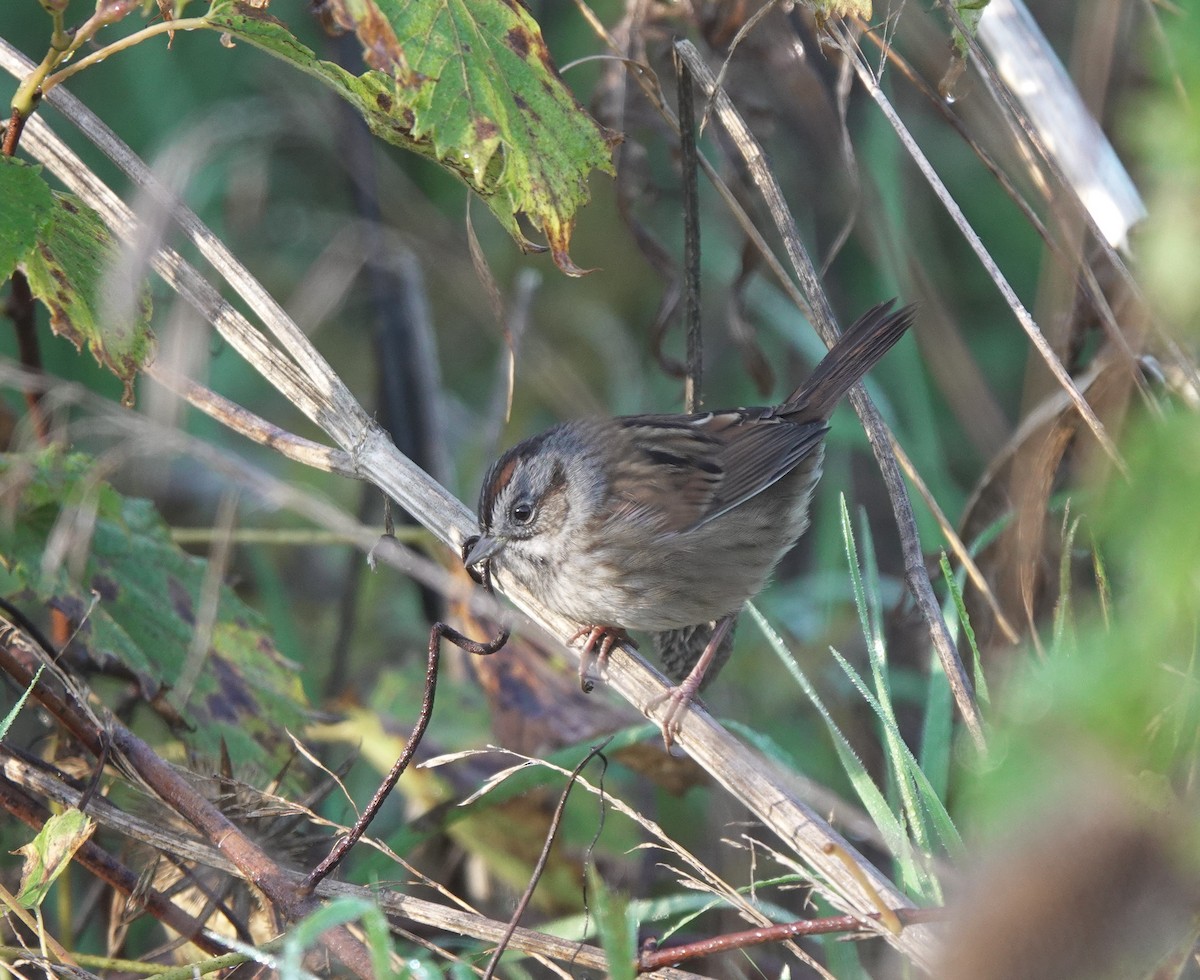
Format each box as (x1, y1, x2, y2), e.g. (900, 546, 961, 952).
(889, 434, 1021, 645)
(426, 746, 895, 975)
(831, 23, 1123, 470)
(3, 750, 711, 976)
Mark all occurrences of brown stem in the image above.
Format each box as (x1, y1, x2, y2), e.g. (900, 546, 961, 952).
(4, 98, 50, 444)
(674, 49, 702, 413)
(637, 905, 948, 972)
(109, 728, 375, 975)
(4, 269, 50, 444)
(0, 618, 377, 979)
(481, 738, 612, 979)
(303, 536, 510, 892)
(3, 106, 27, 156)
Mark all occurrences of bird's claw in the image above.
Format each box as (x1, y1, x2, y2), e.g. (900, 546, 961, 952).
(568, 625, 699, 752)
(648, 677, 704, 752)
(569, 626, 636, 693)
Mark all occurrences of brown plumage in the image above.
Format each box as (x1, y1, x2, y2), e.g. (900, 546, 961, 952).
(467, 300, 915, 746)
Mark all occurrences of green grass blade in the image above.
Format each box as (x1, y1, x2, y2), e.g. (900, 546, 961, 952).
(828, 647, 962, 862)
(746, 604, 912, 871)
(938, 552, 990, 708)
(847, 502, 926, 863)
(1, 665, 44, 739)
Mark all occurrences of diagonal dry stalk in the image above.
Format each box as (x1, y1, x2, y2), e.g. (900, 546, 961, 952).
(671, 38, 986, 750)
(0, 747, 709, 977)
(0, 35, 941, 971)
(0, 618, 378, 977)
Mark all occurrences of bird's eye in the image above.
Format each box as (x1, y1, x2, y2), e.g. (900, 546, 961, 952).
(510, 500, 535, 525)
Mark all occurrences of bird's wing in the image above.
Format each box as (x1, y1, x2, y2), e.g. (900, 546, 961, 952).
(604, 411, 827, 533)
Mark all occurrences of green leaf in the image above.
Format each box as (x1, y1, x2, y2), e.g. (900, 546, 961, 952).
(15, 809, 95, 909)
(588, 865, 637, 980)
(1051, 508, 1082, 654)
(828, 648, 959, 895)
(19, 191, 154, 406)
(206, 1, 616, 275)
(846, 502, 927, 863)
(949, 0, 990, 57)
(0, 449, 308, 774)
(281, 896, 392, 979)
(937, 552, 990, 708)
(0, 158, 56, 276)
(918, 628, 953, 804)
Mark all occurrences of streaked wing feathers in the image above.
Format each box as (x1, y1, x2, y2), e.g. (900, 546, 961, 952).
(605, 412, 827, 533)
(605, 418, 723, 532)
(708, 416, 827, 522)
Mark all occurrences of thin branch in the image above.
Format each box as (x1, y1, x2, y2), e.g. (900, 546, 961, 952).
(303, 607, 509, 892)
(831, 23, 1123, 472)
(638, 905, 948, 972)
(674, 50, 703, 413)
(482, 739, 612, 979)
(889, 435, 1021, 645)
(146, 364, 356, 477)
(858, 27, 1145, 379)
(572, 0, 817, 321)
(41, 18, 210, 92)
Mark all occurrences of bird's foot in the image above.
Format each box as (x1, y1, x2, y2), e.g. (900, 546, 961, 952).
(569, 626, 636, 693)
(648, 614, 735, 752)
(647, 674, 705, 752)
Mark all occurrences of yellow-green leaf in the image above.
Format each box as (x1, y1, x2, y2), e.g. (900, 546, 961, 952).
(0, 158, 56, 276)
(206, 1, 617, 275)
(16, 809, 96, 909)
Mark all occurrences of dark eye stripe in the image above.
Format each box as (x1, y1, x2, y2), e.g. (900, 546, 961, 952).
(478, 432, 551, 526)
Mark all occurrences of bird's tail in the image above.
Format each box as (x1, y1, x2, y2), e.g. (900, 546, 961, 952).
(783, 300, 916, 419)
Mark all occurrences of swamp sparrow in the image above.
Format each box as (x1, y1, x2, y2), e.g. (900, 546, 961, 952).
(466, 300, 915, 747)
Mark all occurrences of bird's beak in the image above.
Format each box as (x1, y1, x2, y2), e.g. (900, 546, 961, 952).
(465, 534, 505, 569)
